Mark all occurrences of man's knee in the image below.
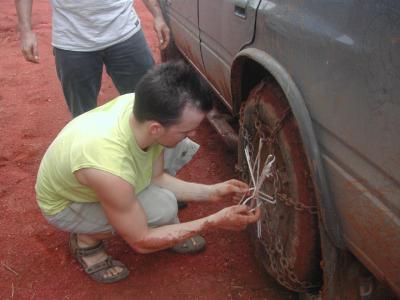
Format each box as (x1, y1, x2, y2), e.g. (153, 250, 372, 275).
(164, 138, 200, 176)
(137, 185, 178, 227)
(150, 194, 178, 227)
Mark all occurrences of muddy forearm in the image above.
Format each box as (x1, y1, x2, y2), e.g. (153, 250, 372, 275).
(129, 205, 260, 253)
(15, 0, 33, 33)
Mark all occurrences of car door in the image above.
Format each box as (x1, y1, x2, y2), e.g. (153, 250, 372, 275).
(164, 0, 205, 73)
(199, 0, 261, 109)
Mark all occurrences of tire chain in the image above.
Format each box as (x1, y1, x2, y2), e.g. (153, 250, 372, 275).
(238, 83, 320, 292)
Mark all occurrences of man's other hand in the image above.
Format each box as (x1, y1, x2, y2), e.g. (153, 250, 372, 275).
(209, 179, 249, 202)
(210, 205, 260, 231)
(153, 16, 170, 50)
(20, 30, 39, 63)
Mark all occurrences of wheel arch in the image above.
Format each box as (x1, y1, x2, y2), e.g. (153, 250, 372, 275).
(231, 48, 345, 249)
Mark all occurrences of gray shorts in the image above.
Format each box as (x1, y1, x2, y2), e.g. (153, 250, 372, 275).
(43, 138, 199, 234)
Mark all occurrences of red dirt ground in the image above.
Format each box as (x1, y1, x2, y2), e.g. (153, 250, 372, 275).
(0, 1, 295, 299)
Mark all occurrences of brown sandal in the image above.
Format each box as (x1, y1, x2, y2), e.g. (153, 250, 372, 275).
(171, 235, 206, 254)
(69, 233, 130, 283)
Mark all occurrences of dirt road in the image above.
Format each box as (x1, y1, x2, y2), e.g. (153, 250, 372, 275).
(0, 1, 294, 299)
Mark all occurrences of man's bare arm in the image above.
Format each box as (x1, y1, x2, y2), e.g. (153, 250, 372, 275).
(151, 152, 249, 202)
(15, 0, 39, 63)
(142, 0, 170, 49)
(75, 168, 259, 254)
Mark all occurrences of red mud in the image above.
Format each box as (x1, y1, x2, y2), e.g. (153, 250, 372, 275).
(0, 1, 294, 299)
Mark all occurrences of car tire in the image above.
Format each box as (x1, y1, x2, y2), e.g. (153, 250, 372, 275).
(238, 80, 322, 293)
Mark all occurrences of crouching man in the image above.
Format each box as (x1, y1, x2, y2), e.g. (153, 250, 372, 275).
(35, 61, 260, 283)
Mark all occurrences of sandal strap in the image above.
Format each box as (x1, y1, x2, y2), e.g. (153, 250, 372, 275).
(84, 257, 130, 283)
(69, 233, 104, 257)
(85, 256, 115, 275)
(74, 242, 104, 256)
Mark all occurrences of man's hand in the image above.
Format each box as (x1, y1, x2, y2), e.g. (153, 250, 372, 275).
(153, 16, 170, 50)
(209, 179, 249, 203)
(15, 0, 39, 63)
(20, 30, 39, 63)
(209, 205, 261, 231)
(142, 0, 170, 50)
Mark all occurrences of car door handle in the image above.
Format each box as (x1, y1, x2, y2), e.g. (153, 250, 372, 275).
(234, 0, 249, 19)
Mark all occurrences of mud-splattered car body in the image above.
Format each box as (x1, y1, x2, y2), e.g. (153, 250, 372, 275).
(159, 0, 400, 297)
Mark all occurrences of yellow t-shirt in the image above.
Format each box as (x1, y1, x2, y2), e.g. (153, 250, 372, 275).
(35, 94, 163, 216)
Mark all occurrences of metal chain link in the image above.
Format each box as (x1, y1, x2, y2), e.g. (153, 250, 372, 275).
(252, 93, 317, 214)
(238, 86, 320, 292)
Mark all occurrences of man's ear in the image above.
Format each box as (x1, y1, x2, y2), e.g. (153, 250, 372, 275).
(148, 121, 164, 136)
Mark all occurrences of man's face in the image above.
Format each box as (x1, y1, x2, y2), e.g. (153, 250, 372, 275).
(156, 105, 206, 148)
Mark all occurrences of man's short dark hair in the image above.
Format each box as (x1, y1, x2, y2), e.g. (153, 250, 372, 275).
(133, 60, 213, 127)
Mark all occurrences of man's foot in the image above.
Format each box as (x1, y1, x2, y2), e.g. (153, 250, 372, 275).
(69, 233, 129, 283)
(171, 235, 206, 254)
